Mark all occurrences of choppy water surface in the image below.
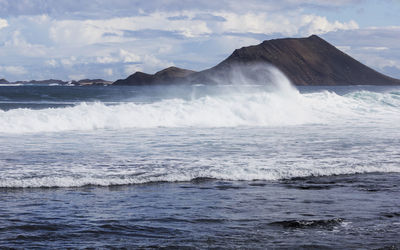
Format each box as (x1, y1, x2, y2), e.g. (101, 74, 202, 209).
(0, 74, 400, 248)
(1, 174, 399, 249)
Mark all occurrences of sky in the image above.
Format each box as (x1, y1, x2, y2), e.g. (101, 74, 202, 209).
(0, 0, 399, 81)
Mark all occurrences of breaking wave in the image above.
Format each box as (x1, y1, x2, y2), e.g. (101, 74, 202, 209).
(0, 64, 399, 134)
(0, 88, 399, 134)
(1, 65, 400, 188)
(1, 159, 399, 188)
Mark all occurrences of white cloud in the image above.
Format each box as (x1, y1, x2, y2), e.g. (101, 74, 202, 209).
(124, 64, 143, 75)
(300, 15, 358, 35)
(68, 74, 85, 80)
(284, 0, 362, 7)
(122, 54, 174, 75)
(3, 30, 48, 57)
(213, 12, 358, 36)
(360, 46, 388, 51)
(321, 26, 400, 78)
(142, 54, 173, 70)
(0, 0, 365, 18)
(353, 53, 400, 71)
(96, 49, 141, 64)
(0, 18, 8, 29)
(61, 56, 77, 67)
(1, 11, 361, 64)
(119, 49, 141, 63)
(45, 59, 58, 67)
(323, 26, 400, 49)
(336, 45, 352, 52)
(0, 66, 27, 75)
(0, 2, 398, 81)
(48, 12, 212, 47)
(104, 68, 113, 76)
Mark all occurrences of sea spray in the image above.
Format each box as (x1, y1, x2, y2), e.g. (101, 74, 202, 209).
(0, 65, 399, 134)
(1, 68, 400, 187)
(1, 90, 400, 134)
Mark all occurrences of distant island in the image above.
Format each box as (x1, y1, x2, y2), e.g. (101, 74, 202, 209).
(0, 78, 112, 86)
(2, 35, 400, 86)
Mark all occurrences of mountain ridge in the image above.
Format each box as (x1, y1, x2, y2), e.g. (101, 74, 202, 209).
(113, 66, 196, 85)
(114, 35, 400, 86)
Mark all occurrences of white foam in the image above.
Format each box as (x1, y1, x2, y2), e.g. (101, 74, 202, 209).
(0, 83, 23, 86)
(1, 66, 399, 188)
(0, 64, 399, 134)
(0, 88, 399, 134)
(0, 158, 399, 188)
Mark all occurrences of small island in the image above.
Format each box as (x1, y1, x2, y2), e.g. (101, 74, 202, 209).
(114, 35, 400, 86)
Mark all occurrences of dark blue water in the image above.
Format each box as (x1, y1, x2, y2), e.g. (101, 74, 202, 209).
(1, 174, 400, 248)
(0, 83, 400, 248)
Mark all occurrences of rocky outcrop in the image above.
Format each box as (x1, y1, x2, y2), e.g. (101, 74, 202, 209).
(11, 79, 68, 85)
(113, 66, 196, 85)
(0, 78, 9, 84)
(72, 79, 113, 86)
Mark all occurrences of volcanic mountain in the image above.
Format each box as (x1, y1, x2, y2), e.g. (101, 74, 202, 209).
(114, 35, 400, 86)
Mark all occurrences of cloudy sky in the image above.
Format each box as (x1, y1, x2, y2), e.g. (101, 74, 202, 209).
(0, 0, 399, 81)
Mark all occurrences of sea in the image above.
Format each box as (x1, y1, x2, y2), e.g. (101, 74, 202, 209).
(0, 69, 400, 249)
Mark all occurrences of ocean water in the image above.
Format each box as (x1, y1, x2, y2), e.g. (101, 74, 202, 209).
(1, 70, 400, 248)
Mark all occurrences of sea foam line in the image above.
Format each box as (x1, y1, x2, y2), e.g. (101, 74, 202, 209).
(1, 162, 399, 188)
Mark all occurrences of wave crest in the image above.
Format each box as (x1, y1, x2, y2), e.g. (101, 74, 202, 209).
(1, 88, 399, 133)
